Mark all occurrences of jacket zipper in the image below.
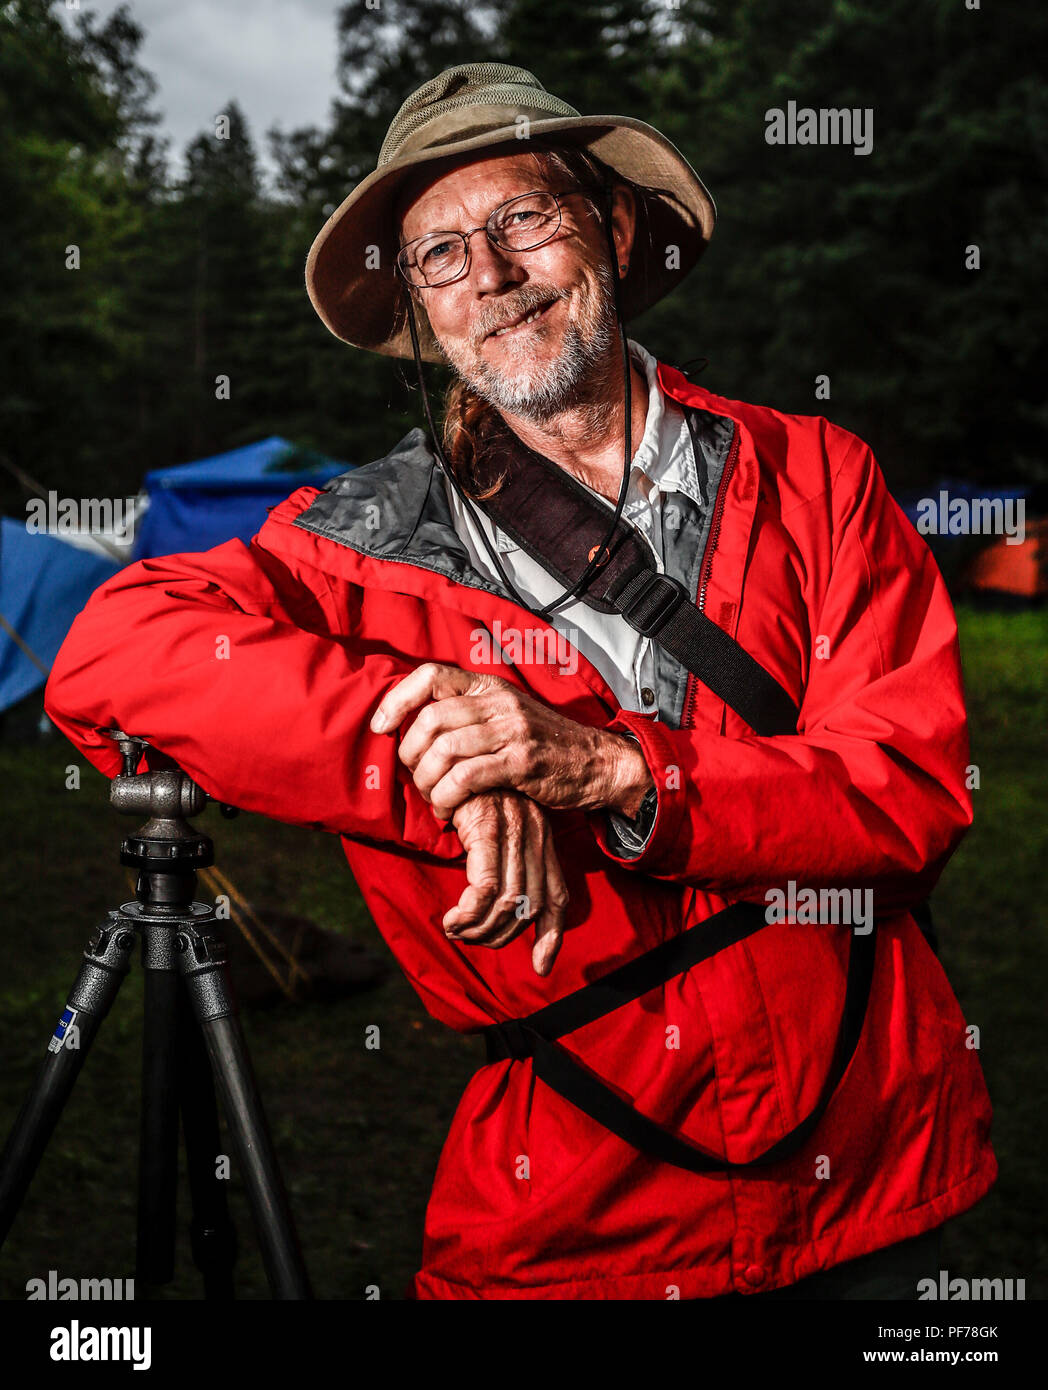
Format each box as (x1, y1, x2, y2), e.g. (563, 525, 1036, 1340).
(682, 422, 740, 729)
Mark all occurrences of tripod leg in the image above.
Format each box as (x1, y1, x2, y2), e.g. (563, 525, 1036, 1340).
(177, 924, 312, 1299)
(0, 915, 135, 1247)
(176, 983, 237, 1299)
(135, 933, 181, 1289)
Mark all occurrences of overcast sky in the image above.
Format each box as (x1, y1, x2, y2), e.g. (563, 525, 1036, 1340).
(71, 0, 346, 178)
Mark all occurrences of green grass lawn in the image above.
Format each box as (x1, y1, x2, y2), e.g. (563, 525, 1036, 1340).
(0, 604, 1044, 1299)
(932, 607, 1048, 1296)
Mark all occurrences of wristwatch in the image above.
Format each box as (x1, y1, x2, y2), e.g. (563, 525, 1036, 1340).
(605, 731, 659, 855)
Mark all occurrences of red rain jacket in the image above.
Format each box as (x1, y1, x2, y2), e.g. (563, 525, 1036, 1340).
(44, 362, 997, 1299)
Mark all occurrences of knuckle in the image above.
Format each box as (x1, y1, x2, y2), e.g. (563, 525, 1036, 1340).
(448, 762, 475, 794)
(508, 744, 530, 776)
(507, 710, 530, 740)
(416, 703, 440, 734)
(432, 730, 455, 761)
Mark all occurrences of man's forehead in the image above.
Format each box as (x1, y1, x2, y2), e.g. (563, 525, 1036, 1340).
(397, 152, 557, 235)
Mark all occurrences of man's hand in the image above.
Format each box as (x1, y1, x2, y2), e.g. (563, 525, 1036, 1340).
(370, 662, 653, 821)
(446, 790, 568, 977)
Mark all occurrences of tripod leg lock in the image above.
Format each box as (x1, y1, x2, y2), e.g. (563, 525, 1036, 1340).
(176, 926, 235, 1023)
(55, 913, 137, 1031)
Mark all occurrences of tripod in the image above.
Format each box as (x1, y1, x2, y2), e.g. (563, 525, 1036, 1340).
(0, 733, 312, 1298)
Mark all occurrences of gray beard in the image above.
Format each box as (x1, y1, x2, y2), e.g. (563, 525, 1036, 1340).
(434, 264, 621, 429)
(463, 316, 617, 427)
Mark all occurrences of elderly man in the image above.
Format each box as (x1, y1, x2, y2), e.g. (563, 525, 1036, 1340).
(45, 64, 996, 1300)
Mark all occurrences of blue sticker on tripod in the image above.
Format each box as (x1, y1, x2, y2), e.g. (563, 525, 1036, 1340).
(48, 1005, 79, 1054)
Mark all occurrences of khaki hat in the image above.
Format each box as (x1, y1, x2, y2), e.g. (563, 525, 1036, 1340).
(305, 62, 716, 362)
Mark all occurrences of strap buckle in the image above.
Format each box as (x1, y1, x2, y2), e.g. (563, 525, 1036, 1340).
(621, 571, 686, 637)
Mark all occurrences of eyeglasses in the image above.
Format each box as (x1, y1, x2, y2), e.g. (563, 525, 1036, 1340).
(395, 189, 597, 288)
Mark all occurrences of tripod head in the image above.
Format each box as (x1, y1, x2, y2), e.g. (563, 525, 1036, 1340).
(107, 731, 236, 909)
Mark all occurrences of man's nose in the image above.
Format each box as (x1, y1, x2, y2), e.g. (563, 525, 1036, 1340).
(467, 232, 526, 294)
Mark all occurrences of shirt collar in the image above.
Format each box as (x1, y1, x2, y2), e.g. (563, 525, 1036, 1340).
(625, 339, 703, 508)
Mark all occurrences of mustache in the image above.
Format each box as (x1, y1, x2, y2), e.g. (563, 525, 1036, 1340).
(471, 285, 571, 348)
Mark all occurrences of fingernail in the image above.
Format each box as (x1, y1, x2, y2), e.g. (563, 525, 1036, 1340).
(371, 711, 387, 732)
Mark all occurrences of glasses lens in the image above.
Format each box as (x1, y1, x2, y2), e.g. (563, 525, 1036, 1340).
(399, 233, 467, 286)
(491, 192, 561, 250)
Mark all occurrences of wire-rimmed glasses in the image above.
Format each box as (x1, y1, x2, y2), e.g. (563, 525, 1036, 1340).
(395, 189, 594, 288)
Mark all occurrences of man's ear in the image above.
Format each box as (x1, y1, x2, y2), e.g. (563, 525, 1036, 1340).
(609, 184, 638, 275)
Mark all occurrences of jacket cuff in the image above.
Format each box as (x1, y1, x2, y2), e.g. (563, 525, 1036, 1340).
(605, 775, 658, 857)
(587, 710, 689, 869)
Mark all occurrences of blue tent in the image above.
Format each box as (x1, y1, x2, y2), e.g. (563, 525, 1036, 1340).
(0, 519, 121, 712)
(132, 436, 350, 561)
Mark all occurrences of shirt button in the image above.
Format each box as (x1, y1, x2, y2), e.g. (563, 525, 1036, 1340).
(641, 687, 656, 707)
(743, 1265, 766, 1288)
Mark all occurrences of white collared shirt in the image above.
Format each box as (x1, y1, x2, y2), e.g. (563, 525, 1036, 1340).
(445, 340, 702, 713)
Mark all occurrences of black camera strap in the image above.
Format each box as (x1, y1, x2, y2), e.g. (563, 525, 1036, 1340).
(484, 902, 876, 1174)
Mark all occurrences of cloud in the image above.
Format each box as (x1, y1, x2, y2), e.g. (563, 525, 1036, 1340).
(74, 0, 344, 177)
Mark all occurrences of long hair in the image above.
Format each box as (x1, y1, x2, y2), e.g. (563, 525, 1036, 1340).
(439, 145, 645, 499)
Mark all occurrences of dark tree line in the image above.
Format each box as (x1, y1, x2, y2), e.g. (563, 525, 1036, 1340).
(1, 0, 1043, 519)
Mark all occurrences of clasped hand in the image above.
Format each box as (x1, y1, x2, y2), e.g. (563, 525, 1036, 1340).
(370, 662, 653, 976)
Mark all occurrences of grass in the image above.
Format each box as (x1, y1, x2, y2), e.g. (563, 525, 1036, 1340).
(933, 607, 1048, 1294)
(0, 604, 1044, 1299)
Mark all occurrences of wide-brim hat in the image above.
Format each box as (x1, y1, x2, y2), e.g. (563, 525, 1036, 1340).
(305, 63, 716, 363)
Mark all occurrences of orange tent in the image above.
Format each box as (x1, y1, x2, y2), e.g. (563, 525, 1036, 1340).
(965, 518, 1047, 599)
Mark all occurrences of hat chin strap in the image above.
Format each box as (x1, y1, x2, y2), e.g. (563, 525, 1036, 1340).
(403, 186, 634, 623)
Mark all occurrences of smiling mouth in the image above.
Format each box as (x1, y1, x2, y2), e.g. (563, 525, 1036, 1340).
(486, 299, 557, 340)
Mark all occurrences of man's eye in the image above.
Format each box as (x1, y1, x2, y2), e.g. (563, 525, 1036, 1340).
(502, 208, 550, 233)
(421, 240, 454, 266)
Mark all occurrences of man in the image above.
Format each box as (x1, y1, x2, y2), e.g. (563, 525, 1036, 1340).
(45, 64, 997, 1300)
